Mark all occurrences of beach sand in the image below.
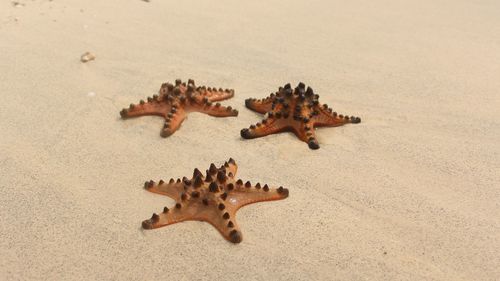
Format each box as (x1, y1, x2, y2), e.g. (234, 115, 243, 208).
(1, 0, 499, 280)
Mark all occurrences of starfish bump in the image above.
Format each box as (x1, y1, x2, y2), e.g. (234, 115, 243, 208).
(241, 82, 361, 149)
(141, 159, 289, 243)
(120, 79, 238, 137)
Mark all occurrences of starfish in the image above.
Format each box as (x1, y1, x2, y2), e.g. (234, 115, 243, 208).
(120, 79, 238, 137)
(141, 159, 289, 243)
(241, 82, 361, 149)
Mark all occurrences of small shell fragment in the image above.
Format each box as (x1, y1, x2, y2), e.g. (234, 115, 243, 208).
(80, 52, 96, 63)
(12, 1, 25, 8)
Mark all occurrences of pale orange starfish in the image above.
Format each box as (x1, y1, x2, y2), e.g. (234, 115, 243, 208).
(141, 159, 289, 243)
(120, 79, 238, 137)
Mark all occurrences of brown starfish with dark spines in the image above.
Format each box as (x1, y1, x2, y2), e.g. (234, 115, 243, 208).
(120, 79, 238, 137)
(141, 159, 289, 243)
(241, 82, 361, 149)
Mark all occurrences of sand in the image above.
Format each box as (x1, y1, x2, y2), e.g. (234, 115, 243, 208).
(1, 0, 499, 280)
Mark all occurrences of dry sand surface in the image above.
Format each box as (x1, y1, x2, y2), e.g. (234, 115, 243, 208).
(1, 0, 499, 280)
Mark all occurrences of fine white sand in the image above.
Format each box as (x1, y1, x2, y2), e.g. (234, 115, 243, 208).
(1, 0, 499, 280)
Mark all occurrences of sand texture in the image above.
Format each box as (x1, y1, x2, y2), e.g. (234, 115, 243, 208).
(1, 0, 499, 280)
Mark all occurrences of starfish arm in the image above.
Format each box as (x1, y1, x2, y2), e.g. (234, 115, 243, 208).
(240, 117, 289, 139)
(141, 204, 198, 229)
(289, 121, 320, 149)
(120, 98, 170, 119)
(245, 97, 274, 114)
(160, 108, 187, 137)
(143, 179, 185, 201)
(194, 203, 243, 243)
(192, 103, 239, 117)
(227, 183, 289, 210)
(142, 200, 244, 243)
(312, 105, 361, 127)
(200, 88, 235, 102)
